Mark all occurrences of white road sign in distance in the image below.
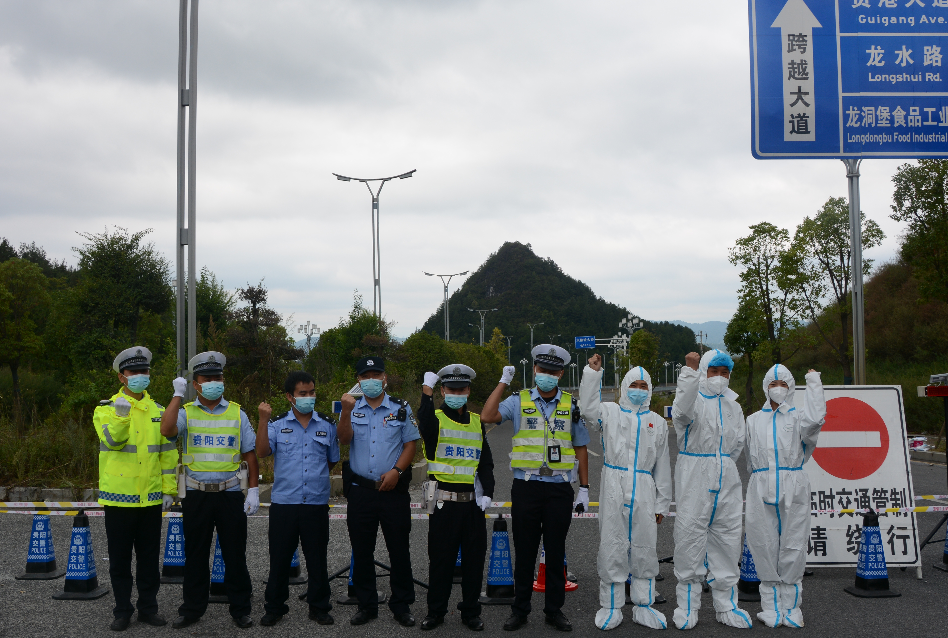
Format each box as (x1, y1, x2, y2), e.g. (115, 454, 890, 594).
(795, 385, 920, 567)
(750, 0, 948, 158)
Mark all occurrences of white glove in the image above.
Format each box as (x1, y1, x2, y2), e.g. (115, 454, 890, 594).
(478, 495, 492, 511)
(244, 486, 260, 516)
(573, 486, 589, 513)
(500, 365, 515, 385)
(162, 494, 175, 511)
(423, 371, 440, 388)
(114, 397, 131, 418)
(172, 377, 188, 398)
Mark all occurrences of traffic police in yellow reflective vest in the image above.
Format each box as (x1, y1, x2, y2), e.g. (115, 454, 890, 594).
(417, 364, 495, 632)
(159, 351, 260, 630)
(94, 346, 177, 631)
(482, 345, 590, 633)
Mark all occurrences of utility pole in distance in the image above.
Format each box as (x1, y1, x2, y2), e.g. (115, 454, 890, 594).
(425, 270, 468, 341)
(469, 308, 498, 346)
(526, 322, 544, 385)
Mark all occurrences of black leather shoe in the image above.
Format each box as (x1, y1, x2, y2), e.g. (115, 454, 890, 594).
(110, 617, 131, 631)
(545, 611, 572, 632)
(395, 612, 416, 627)
(503, 614, 528, 631)
(172, 616, 200, 629)
(464, 617, 485, 631)
(138, 613, 167, 627)
(233, 615, 254, 629)
(350, 609, 378, 626)
(260, 613, 282, 627)
(309, 609, 334, 625)
(420, 616, 444, 630)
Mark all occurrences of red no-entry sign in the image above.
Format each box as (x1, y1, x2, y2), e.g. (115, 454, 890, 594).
(811, 397, 889, 481)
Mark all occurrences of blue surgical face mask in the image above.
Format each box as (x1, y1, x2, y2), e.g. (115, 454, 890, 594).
(360, 378, 384, 398)
(443, 393, 468, 410)
(535, 372, 559, 392)
(627, 388, 648, 405)
(294, 396, 316, 414)
(199, 381, 225, 401)
(125, 374, 150, 393)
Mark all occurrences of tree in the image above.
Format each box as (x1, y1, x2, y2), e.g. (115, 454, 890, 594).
(196, 267, 235, 339)
(305, 292, 393, 384)
(485, 327, 507, 360)
(790, 196, 884, 377)
(728, 222, 803, 364)
(890, 159, 948, 303)
(724, 296, 767, 409)
(0, 259, 51, 404)
(625, 329, 660, 380)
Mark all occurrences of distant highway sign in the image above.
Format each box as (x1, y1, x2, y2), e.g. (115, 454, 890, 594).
(575, 336, 596, 349)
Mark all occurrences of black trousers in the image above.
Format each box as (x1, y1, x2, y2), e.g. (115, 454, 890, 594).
(178, 490, 252, 619)
(264, 503, 331, 615)
(103, 504, 162, 619)
(345, 484, 415, 615)
(510, 478, 573, 617)
(427, 499, 486, 619)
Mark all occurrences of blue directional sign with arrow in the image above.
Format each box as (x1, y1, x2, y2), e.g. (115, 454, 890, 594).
(750, 0, 948, 158)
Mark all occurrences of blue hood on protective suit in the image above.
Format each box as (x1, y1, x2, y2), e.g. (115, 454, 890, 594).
(698, 349, 740, 401)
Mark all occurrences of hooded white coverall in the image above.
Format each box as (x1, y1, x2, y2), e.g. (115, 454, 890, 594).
(745, 365, 824, 629)
(671, 349, 751, 630)
(580, 365, 672, 631)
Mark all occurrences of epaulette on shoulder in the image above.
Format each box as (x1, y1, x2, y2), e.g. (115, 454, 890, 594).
(98, 400, 114, 406)
(269, 410, 290, 423)
(316, 411, 337, 424)
(388, 397, 408, 407)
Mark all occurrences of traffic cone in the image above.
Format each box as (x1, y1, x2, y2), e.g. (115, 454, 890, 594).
(52, 510, 108, 600)
(160, 514, 185, 584)
(533, 546, 577, 593)
(737, 534, 761, 602)
(17, 514, 65, 580)
(480, 519, 515, 604)
(844, 510, 900, 598)
(934, 525, 948, 573)
(453, 547, 463, 584)
(208, 535, 228, 603)
(335, 553, 386, 605)
(264, 548, 308, 585)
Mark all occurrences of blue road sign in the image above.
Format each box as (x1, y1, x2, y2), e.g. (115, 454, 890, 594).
(574, 336, 596, 349)
(750, 0, 948, 158)
(332, 400, 342, 414)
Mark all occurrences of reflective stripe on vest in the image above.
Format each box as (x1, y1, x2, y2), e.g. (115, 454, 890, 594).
(510, 390, 574, 470)
(429, 410, 483, 484)
(181, 401, 242, 471)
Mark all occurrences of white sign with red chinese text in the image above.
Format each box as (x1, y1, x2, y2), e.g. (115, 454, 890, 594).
(796, 385, 920, 567)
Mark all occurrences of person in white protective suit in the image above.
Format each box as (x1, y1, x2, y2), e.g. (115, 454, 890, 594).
(745, 364, 824, 629)
(580, 354, 672, 631)
(671, 349, 752, 630)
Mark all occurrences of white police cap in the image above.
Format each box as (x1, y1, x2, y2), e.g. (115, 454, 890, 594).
(437, 363, 476, 388)
(113, 346, 152, 373)
(188, 351, 226, 376)
(531, 344, 570, 370)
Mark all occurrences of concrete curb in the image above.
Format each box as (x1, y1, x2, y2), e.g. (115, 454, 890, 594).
(910, 449, 946, 464)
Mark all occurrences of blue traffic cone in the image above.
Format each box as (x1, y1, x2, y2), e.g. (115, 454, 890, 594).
(208, 535, 229, 604)
(17, 514, 65, 580)
(935, 522, 948, 573)
(845, 510, 901, 598)
(335, 552, 386, 605)
(453, 547, 463, 584)
(160, 514, 185, 584)
(264, 548, 308, 585)
(52, 510, 108, 600)
(479, 519, 515, 604)
(737, 534, 761, 602)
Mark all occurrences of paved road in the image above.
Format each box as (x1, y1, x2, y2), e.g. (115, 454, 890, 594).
(1, 419, 946, 637)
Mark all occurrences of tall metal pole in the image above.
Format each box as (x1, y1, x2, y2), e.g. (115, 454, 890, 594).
(186, 0, 199, 371)
(424, 270, 467, 341)
(175, 0, 188, 377)
(469, 308, 497, 346)
(526, 322, 543, 385)
(844, 158, 866, 385)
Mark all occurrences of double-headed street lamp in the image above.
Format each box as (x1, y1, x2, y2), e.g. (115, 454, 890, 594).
(469, 308, 498, 346)
(333, 169, 416, 318)
(520, 357, 529, 389)
(298, 321, 321, 355)
(424, 270, 468, 341)
(526, 322, 544, 385)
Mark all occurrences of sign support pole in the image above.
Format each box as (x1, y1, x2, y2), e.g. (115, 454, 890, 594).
(843, 158, 866, 385)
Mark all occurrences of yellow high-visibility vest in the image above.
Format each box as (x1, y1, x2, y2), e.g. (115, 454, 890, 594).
(426, 410, 483, 484)
(181, 401, 242, 473)
(509, 390, 575, 470)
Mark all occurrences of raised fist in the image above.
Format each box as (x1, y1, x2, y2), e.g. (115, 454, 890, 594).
(588, 354, 602, 371)
(685, 352, 700, 371)
(172, 377, 188, 398)
(258, 402, 272, 421)
(341, 393, 357, 413)
(500, 366, 516, 385)
(423, 372, 440, 388)
(114, 397, 131, 418)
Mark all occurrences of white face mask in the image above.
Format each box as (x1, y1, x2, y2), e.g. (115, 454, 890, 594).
(768, 386, 789, 405)
(706, 375, 729, 395)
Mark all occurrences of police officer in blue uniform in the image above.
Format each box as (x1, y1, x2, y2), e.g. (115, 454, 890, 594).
(482, 345, 590, 632)
(338, 356, 420, 627)
(256, 371, 339, 627)
(159, 352, 260, 630)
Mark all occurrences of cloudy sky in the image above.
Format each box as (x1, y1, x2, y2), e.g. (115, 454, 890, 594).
(0, 1, 906, 338)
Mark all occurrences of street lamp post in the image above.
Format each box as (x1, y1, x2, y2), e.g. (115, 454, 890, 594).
(333, 169, 416, 318)
(501, 334, 514, 363)
(569, 362, 578, 391)
(424, 270, 468, 341)
(297, 321, 321, 355)
(663, 361, 671, 386)
(526, 323, 544, 385)
(520, 357, 529, 389)
(468, 308, 498, 346)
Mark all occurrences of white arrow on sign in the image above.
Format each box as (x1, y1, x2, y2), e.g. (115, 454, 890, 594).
(772, 0, 821, 142)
